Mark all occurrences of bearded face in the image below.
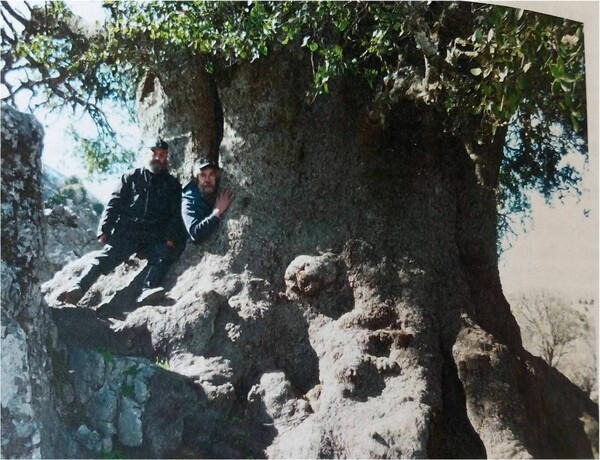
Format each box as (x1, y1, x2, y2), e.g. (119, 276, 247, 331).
(197, 167, 218, 202)
(148, 148, 169, 173)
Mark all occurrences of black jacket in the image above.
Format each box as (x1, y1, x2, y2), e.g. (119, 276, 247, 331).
(98, 167, 184, 243)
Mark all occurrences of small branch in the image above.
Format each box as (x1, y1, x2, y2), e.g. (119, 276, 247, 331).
(1, 1, 31, 30)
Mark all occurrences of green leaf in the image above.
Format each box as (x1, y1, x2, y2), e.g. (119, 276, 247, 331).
(551, 79, 561, 94)
(560, 81, 571, 92)
(516, 9, 524, 20)
(550, 64, 563, 79)
(571, 114, 580, 132)
(309, 42, 318, 52)
(470, 68, 482, 76)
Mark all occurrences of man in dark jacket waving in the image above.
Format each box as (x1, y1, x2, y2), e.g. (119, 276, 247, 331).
(59, 138, 185, 306)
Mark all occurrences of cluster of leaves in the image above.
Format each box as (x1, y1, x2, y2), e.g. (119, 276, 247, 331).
(446, 6, 585, 136)
(497, 115, 585, 246)
(100, 2, 446, 103)
(1, 1, 588, 236)
(5, 2, 586, 128)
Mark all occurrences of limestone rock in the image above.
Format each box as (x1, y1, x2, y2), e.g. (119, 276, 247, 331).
(1, 104, 64, 458)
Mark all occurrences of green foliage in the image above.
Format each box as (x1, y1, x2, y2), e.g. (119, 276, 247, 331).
(100, 447, 125, 459)
(69, 126, 136, 175)
(120, 383, 135, 398)
(124, 364, 141, 377)
(2, 1, 138, 174)
(449, 6, 585, 138)
(4, 2, 586, 135)
(95, 346, 114, 363)
(497, 116, 585, 247)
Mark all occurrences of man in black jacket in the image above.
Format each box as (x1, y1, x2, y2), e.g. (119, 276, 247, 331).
(58, 138, 185, 306)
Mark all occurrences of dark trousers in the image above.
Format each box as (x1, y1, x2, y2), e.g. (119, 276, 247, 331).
(77, 230, 184, 293)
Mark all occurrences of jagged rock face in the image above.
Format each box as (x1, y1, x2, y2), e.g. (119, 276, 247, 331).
(40, 48, 598, 459)
(0, 104, 64, 458)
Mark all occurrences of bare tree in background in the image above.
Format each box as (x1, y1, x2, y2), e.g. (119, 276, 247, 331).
(511, 290, 586, 367)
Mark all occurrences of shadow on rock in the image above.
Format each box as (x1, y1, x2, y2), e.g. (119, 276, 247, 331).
(50, 305, 140, 355)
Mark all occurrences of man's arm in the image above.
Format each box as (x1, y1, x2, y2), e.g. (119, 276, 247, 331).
(97, 171, 131, 241)
(181, 186, 233, 243)
(181, 188, 219, 243)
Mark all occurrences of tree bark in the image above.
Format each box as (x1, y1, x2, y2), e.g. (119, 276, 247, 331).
(134, 48, 597, 458)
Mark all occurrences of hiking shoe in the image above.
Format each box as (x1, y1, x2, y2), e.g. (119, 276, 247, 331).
(58, 285, 84, 305)
(136, 287, 165, 306)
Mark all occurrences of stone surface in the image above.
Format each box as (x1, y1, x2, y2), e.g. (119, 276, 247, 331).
(1, 104, 65, 459)
(117, 397, 143, 447)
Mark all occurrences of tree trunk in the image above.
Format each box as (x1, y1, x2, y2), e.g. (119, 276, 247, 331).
(127, 47, 600, 458)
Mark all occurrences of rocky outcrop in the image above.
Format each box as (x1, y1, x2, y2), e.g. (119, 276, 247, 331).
(1, 104, 64, 458)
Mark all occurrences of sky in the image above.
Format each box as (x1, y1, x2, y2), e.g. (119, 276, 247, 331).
(21, 1, 600, 303)
(499, 187, 598, 300)
(495, 1, 599, 302)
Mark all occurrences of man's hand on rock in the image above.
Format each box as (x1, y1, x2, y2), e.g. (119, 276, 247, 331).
(213, 188, 234, 218)
(98, 234, 108, 245)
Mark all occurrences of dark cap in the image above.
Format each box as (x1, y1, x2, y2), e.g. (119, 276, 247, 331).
(150, 137, 169, 151)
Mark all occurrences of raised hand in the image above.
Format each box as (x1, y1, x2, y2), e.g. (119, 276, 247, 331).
(213, 188, 234, 218)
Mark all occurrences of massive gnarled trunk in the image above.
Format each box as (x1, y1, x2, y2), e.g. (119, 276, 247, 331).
(123, 47, 596, 458)
(2, 1, 596, 456)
